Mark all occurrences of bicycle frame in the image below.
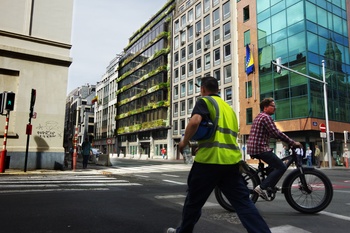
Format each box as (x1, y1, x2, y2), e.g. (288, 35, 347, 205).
(250, 148, 313, 194)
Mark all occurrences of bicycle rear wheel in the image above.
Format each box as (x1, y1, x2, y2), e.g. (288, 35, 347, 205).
(214, 169, 259, 212)
(283, 169, 333, 214)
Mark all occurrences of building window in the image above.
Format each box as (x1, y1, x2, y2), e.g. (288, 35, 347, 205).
(188, 9, 193, 23)
(188, 43, 193, 58)
(223, 43, 231, 61)
(246, 81, 252, 98)
(243, 6, 250, 22)
(180, 83, 186, 98)
(181, 32, 186, 45)
(174, 52, 179, 65)
(195, 20, 201, 36)
(173, 102, 178, 117)
(173, 120, 178, 135)
(195, 76, 201, 93)
(180, 119, 186, 134)
(195, 2, 202, 19)
(188, 98, 194, 114)
(214, 48, 220, 66)
(188, 26, 193, 41)
(181, 14, 186, 28)
(181, 65, 186, 79)
(174, 85, 179, 99)
(204, 33, 210, 49)
(212, 0, 219, 7)
(225, 87, 232, 104)
(214, 68, 221, 86)
(195, 38, 202, 54)
(224, 64, 232, 84)
(204, 14, 210, 31)
(188, 80, 193, 95)
(223, 21, 231, 40)
(244, 30, 251, 45)
(174, 68, 179, 82)
(188, 61, 194, 76)
(196, 57, 202, 73)
(180, 100, 186, 116)
(223, 1, 230, 20)
(213, 8, 220, 26)
(174, 20, 179, 33)
(213, 28, 220, 46)
(204, 0, 210, 12)
(246, 108, 253, 124)
(174, 36, 179, 49)
(205, 52, 211, 70)
(181, 48, 186, 62)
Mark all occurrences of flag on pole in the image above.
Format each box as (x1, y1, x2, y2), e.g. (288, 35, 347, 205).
(245, 44, 254, 75)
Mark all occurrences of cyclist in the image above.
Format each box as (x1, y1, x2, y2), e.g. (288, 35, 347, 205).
(247, 98, 302, 200)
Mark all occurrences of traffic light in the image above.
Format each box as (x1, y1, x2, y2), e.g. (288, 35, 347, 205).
(329, 131, 334, 142)
(29, 89, 36, 118)
(275, 57, 282, 74)
(0, 92, 15, 113)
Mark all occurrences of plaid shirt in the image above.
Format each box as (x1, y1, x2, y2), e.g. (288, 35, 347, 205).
(247, 112, 295, 156)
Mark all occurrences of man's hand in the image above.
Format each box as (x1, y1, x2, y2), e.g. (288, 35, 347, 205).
(294, 141, 302, 148)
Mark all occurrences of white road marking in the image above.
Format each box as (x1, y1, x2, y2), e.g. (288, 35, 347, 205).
(162, 179, 187, 185)
(162, 174, 180, 177)
(155, 194, 186, 199)
(270, 225, 311, 233)
(320, 211, 350, 221)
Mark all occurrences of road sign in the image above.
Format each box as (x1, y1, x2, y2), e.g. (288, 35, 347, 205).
(319, 123, 326, 132)
(320, 132, 326, 138)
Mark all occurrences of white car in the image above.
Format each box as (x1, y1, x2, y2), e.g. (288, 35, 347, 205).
(91, 148, 102, 157)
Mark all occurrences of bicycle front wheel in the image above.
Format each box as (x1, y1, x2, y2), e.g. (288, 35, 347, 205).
(214, 169, 259, 212)
(283, 169, 333, 214)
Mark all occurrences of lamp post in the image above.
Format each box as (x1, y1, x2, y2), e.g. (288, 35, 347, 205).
(271, 59, 332, 168)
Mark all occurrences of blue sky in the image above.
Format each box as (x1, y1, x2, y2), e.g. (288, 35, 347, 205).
(67, 0, 167, 93)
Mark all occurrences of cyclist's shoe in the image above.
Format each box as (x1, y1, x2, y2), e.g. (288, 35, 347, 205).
(167, 228, 177, 233)
(254, 185, 269, 200)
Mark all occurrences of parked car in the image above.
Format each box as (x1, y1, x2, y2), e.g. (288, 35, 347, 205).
(91, 148, 102, 158)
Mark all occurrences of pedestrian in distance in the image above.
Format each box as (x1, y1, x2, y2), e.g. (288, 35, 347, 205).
(167, 76, 271, 233)
(295, 147, 304, 164)
(81, 137, 91, 169)
(305, 146, 313, 167)
(247, 97, 302, 200)
(314, 145, 321, 168)
(161, 147, 167, 159)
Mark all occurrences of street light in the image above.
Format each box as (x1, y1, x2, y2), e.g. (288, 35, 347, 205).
(271, 59, 332, 168)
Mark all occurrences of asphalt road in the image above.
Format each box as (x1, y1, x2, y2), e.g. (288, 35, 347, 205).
(0, 159, 349, 233)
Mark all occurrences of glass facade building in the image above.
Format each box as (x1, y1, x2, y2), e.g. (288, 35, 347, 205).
(257, 0, 349, 122)
(240, 0, 349, 164)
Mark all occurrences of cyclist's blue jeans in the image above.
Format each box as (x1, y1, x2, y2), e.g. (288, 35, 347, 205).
(175, 162, 271, 233)
(253, 151, 287, 190)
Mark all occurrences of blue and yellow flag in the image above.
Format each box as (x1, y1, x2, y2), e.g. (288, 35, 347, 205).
(245, 44, 254, 75)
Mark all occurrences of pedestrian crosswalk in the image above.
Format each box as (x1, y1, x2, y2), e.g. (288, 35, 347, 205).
(109, 163, 191, 174)
(0, 175, 141, 194)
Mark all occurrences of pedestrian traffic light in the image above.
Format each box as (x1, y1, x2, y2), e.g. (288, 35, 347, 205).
(0, 92, 15, 112)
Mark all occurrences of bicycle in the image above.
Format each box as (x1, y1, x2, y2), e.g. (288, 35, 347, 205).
(215, 148, 333, 214)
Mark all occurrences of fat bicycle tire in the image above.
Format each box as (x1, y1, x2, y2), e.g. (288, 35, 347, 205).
(214, 169, 260, 212)
(283, 169, 333, 214)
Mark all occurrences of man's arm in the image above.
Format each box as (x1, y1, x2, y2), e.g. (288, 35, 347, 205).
(178, 114, 202, 154)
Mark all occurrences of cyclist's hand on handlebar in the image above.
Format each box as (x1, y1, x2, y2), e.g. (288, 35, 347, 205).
(293, 141, 302, 148)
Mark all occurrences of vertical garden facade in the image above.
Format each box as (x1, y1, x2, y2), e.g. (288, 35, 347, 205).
(115, 1, 175, 159)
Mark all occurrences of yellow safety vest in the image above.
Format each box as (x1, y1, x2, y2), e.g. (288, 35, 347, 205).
(194, 96, 242, 164)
